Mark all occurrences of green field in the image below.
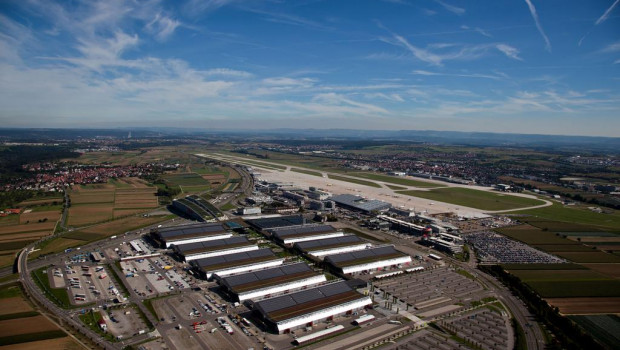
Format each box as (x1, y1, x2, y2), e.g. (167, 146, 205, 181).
(397, 187, 544, 211)
(569, 315, 620, 350)
(554, 251, 620, 263)
(509, 269, 613, 282)
(162, 173, 210, 186)
(525, 280, 620, 298)
(328, 174, 381, 188)
(291, 168, 323, 177)
(512, 203, 620, 232)
(501, 263, 587, 270)
(350, 172, 438, 188)
(533, 244, 598, 252)
(496, 225, 579, 245)
(385, 184, 407, 190)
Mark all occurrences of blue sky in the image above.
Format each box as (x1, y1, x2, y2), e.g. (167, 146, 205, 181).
(0, 0, 619, 136)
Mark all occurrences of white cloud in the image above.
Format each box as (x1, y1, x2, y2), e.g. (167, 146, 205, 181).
(434, 0, 465, 15)
(524, 0, 551, 52)
(601, 41, 620, 53)
(595, 0, 619, 25)
(495, 44, 522, 61)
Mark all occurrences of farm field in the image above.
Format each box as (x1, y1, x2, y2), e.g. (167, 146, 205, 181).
(397, 187, 544, 211)
(554, 251, 620, 263)
(0, 284, 72, 348)
(583, 264, 620, 278)
(569, 314, 620, 349)
(549, 298, 620, 314)
(327, 174, 381, 188)
(525, 280, 620, 298)
(508, 269, 613, 282)
(67, 180, 159, 226)
(162, 173, 211, 187)
(351, 172, 438, 188)
(533, 244, 598, 252)
(68, 204, 113, 225)
(496, 225, 579, 245)
(0, 337, 82, 350)
(0, 202, 61, 268)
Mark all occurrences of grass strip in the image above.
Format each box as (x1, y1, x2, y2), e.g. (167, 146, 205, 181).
(328, 174, 381, 188)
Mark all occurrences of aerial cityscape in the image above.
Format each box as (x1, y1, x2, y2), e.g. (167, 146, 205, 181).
(0, 1, 619, 350)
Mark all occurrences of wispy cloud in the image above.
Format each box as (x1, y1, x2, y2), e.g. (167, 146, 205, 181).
(146, 14, 181, 41)
(244, 8, 332, 31)
(524, 0, 551, 52)
(580, 0, 620, 46)
(495, 44, 522, 61)
(595, 0, 619, 25)
(412, 70, 504, 80)
(434, 0, 465, 15)
(461, 25, 492, 38)
(601, 41, 620, 53)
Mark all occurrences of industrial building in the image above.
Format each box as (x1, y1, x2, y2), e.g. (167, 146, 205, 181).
(324, 246, 412, 275)
(218, 262, 326, 302)
(330, 194, 391, 213)
(172, 236, 257, 261)
(377, 215, 430, 236)
(172, 195, 223, 222)
(269, 225, 344, 245)
(422, 232, 464, 254)
(245, 215, 306, 232)
(294, 235, 370, 258)
(150, 223, 232, 248)
(252, 280, 372, 333)
(190, 248, 284, 280)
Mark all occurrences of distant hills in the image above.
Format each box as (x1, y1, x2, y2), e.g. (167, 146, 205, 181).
(0, 127, 618, 153)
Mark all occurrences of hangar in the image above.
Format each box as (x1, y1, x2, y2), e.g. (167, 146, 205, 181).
(149, 222, 232, 248)
(218, 262, 326, 302)
(245, 215, 306, 232)
(294, 235, 370, 258)
(324, 246, 412, 275)
(269, 225, 344, 245)
(172, 236, 257, 261)
(190, 248, 284, 280)
(253, 280, 372, 333)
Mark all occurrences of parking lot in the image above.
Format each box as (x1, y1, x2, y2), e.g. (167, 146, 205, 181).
(381, 329, 465, 350)
(119, 257, 192, 297)
(372, 267, 483, 312)
(49, 265, 122, 305)
(465, 231, 566, 264)
(440, 308, 513, 349)
(102, 305, 149, 339)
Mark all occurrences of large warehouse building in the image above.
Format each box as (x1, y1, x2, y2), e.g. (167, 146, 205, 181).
(253, 280, 372, 333)
(190, 248, 284, 280)
(294, 235, 370, 258)
(269, 225, 344, 245)
(330, 194, 392, 213)
(245, 215, 306, 232)
(219, 262, 326, 302)
(172, 236, 257, 261)
(324, 246, 412, 275)
(150, 223, 232, 248)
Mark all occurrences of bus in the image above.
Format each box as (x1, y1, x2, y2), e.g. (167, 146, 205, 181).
(428, 253, 442, 261)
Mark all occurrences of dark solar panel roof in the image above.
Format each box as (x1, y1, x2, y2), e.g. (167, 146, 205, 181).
(245, 215, 305, 229)
(255, 281, 353, 314)
(191, 248, 275, 268)
(271, 225, 336, 238)
(221, 262, 312, 287)
(294, 235, 362, 250)
(174, 236, 251, 254)
(324, 246, 401, 264)
(156, 222, 227, 238)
